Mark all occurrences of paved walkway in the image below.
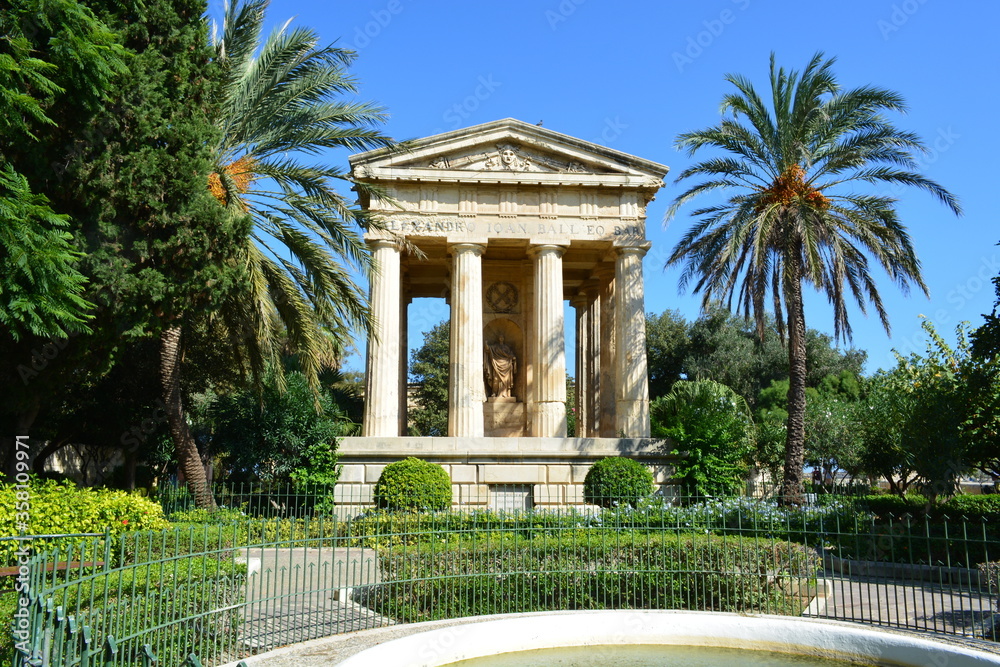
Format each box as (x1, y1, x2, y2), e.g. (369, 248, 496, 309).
(238, 547, 393, 650)
(807, 570, 997, 638)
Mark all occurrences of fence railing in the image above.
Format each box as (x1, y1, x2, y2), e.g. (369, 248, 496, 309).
(12, 492, 1000, 666)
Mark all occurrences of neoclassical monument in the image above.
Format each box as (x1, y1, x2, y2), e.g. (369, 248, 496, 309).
(336, 119, 675, 508)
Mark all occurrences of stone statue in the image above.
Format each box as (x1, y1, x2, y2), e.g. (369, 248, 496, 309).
(484, 334, 517, 398)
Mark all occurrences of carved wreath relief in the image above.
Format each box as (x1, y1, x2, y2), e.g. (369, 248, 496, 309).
(428, 143, 591, 173)
(486, 281, 518, 313)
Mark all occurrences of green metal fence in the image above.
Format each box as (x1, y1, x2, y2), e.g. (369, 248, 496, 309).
(12, 492, 1000, 666)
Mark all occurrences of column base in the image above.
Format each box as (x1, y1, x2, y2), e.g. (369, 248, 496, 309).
(530, 401, 567, 437)
(615, 399, 651, 438)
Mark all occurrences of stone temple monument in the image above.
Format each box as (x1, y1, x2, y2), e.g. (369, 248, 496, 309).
(335, 118, 675, 509)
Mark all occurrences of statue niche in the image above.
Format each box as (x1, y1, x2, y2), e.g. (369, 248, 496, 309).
(484, 334, 518, 399)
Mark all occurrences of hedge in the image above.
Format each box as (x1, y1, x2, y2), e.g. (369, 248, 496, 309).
(358, 532, 819, 622)
(0, 479, 169, 565)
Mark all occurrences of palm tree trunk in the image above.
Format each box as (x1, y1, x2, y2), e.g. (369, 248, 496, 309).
(781, 276, 808, 505)
(160, 325, 216, 510)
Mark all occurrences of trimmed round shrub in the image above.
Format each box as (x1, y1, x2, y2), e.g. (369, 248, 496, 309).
(373, 458, 452, 511)
(583, 457, 653, 508)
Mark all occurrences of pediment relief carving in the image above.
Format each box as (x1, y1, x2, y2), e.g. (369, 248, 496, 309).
(423, 142, 606, 174)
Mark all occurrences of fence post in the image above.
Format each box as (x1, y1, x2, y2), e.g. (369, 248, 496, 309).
(102, 636, 118, 667)
(78, 625, 94, 667)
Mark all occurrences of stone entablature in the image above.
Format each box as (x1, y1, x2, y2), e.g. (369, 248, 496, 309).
(350, 118, 668, 447)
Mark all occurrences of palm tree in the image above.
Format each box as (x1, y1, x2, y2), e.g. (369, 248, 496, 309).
(161, 0, 396, 508)
(666, 53, 960, 503)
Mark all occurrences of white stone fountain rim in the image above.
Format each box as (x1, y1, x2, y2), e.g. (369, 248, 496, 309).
(330, 610, 1000, 667)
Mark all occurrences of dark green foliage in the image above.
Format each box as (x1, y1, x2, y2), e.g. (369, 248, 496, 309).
(0, 0, 125, 350)
(408, 321, 450, 436)
(651, 380, 754, 497)
(583, 457, 653, 508)
(373, 457, 452, 511)
(645, 309, 689, 400)
(362, 533, 817, 621)
(645, 305, 865, 406)
(69, 0, 246, 330)
(209, 370, 351, 485)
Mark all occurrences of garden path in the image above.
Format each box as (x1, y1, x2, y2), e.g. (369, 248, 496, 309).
(237, 546, 392, 650)
(807, 571, 996, 637)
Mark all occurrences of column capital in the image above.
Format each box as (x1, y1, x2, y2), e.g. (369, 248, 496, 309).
(613, 240, 652, 257)
(527, 242, 568, 259)
(368, 237, 402, 251)
(447, 241, 486, 256)
(570, 293, 589, 309)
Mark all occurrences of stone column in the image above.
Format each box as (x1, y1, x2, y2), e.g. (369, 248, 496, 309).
(597, 265, 617, 437)
(571, 294, 589, 438)
(448, 242, 486, 437)
(362, 239, 401, 437)
(529, 244, 567, 437)
(584, 281, 602, 438)
(398, 295, 411, 436)
(614, 244, 652, 437)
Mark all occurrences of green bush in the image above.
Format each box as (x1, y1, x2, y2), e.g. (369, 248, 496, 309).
(857, 493, 927, 517)
(0, 479, 170, 564)
(941, 494, 1000, 520)
(361, 532, 819, 621)
(583, 457, 653, 508)
(373, 458, 452, 511)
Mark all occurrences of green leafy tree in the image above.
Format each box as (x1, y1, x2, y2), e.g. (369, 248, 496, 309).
(645, 305, 865, 407)
(651, 379, 754, 497)
(210, 370, 351, 484)
(666, 52, 960, 502)
(968, 276, 1000, 480)
(0, 0, 127, 471)
(409, 321, 450, 436)
(856, 372, 918, 496)
(858, 321, 973, 501)
(206, 0, 396, 394)
(645, 309, 689, 400)
(63, 0, 249, 507)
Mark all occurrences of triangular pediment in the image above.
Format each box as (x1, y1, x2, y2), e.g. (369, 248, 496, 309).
(350, 118, 669, 185)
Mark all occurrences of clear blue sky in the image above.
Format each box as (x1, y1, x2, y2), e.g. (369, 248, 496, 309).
(233, 0, 999, 375)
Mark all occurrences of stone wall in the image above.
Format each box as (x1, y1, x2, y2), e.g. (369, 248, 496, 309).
(335, 436, 678, 509)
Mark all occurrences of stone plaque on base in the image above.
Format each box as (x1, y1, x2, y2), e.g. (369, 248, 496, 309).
(484, 398, 525, 437)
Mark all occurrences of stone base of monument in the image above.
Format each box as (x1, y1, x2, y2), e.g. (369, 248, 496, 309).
(333, 436, 679, 513)
(483, 398, 525, 437)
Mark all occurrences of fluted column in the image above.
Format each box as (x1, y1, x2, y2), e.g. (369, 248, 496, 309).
(363, 239, 401, 436)
(571, 294, 589, 438)
(399, 295, 411, 436)
(530, 244, 567, 437)
(584, 281, 602, 438)
(614, 244, 651, 437)
(448, 242, 486, 437)
(597, 265, 617, 437)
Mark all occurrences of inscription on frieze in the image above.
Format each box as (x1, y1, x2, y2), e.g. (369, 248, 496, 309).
(382, 217, 644, 242)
